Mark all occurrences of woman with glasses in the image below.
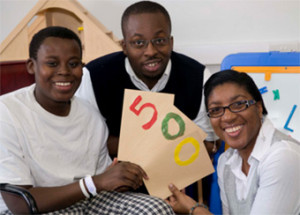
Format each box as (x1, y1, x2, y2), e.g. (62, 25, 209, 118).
(166, 69, 300, 214)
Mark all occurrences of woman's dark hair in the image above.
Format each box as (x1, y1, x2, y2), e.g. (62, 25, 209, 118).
(204, 69, 268, 115)
(29, 26, 82, 60)
(121, 1, 172, 36)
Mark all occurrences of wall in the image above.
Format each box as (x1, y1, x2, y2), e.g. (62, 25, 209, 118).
(0, 0, 299, 73)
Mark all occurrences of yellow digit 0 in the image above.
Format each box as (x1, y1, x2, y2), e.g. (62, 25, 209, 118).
(174, 137, 200, 166)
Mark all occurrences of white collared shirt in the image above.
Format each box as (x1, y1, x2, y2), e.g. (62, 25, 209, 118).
(218, 118, 300, 214)
(125, 58, 171, 92)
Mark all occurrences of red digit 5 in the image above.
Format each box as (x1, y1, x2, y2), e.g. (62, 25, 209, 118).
(129, 95, 158, 130)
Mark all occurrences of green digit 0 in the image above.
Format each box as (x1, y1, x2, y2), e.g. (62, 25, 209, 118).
(161, 112, 185, 140)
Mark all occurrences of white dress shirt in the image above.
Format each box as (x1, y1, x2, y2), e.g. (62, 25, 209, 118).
(218, 118, 300, 214)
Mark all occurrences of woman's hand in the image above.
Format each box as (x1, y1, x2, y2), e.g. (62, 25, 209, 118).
(165, 183, 197, 214)
(166, 183, 212, 214)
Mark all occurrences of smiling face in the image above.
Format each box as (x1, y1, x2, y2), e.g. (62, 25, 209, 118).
(27, 37, 82, 115)
(122, 12, 173, 89)
(207, 83, 263, 154)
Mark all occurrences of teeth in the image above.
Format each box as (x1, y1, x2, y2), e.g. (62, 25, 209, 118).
(225, 125, 242, 133)
(56, 82, 71, 86)
(147, 63, 157, 67)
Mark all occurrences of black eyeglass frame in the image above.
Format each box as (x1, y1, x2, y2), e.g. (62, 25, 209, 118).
(128, 36, 172, 49)
(207, 100, 257, 118)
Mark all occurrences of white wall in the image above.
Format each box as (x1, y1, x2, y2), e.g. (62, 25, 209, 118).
(0, 0, 299, 72)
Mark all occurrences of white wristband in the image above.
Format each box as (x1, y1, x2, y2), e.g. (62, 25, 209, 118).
(84, 175, 97, 197)
(79, 178, 90, 198)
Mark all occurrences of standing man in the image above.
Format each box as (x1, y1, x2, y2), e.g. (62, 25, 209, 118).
(76, 1, 219, 159)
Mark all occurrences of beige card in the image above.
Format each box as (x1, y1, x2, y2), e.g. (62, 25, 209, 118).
(118, 89, 214, 199)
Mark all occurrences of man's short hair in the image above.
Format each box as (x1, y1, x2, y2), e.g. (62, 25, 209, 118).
(121, 1, 172, 37)
(29, 26, 82, 60)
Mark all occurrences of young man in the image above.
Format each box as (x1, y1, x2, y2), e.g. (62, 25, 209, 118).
(76, 1, 219, 158)
(0, 26, 174, 215)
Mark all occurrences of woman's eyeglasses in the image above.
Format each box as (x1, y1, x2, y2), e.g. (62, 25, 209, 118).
(207, 100, 256, 118)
